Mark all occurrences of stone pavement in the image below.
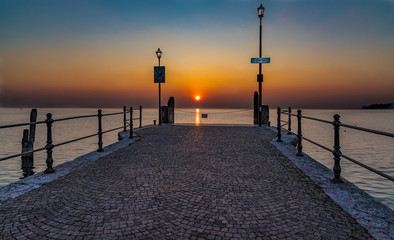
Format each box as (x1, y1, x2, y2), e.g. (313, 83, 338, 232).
(0, 126, 373, 239)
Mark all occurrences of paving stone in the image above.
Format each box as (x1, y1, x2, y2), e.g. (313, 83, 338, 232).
(0, 126, 373, 239)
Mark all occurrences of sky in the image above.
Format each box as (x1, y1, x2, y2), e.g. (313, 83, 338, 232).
(0, 0, 393, 109)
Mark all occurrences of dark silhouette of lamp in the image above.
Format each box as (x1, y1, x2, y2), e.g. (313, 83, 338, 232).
(156, 48, 162, 67)
(156, 48, 163, 125)
(258, 4, 265, 18)
(257, 3, 265, 126)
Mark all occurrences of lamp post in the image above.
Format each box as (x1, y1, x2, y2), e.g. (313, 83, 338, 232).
(257, 4, 264, 126)
(156, 48, 162, 125)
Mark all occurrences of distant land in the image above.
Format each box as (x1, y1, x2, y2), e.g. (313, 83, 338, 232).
(361, 103, 394, 109)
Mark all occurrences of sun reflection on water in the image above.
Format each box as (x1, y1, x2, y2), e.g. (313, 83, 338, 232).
(195, 108, 200, 125)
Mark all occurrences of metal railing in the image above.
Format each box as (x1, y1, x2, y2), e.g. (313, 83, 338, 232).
(0, 106, 143, 174)
(276, 107, 394, 183)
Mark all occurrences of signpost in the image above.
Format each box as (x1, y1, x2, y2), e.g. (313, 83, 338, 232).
(251, 56, 270, 124)
(251, 57, 270, 64)
(155, 48, 164, 125)
(254, 4, 268, 126)
(154, 66, 165, 83)
(251, 57, 270, 83)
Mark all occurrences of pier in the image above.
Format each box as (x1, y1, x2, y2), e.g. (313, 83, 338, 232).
(0, 125, 375, 239)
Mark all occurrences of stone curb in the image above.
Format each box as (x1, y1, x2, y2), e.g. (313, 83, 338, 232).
(268, 128, 393, 240)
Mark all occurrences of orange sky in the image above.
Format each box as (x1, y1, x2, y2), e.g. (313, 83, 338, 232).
(0, 0, 393, 108)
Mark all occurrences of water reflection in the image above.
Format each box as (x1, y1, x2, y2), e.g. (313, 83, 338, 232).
(195, 108, 200, 125)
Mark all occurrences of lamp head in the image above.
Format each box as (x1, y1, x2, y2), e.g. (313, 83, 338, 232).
(156, 48, 162, 59)
(258, 4, 265, 18)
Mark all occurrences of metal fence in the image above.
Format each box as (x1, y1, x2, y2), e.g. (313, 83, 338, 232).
(0, 106, 142, 175)
(276, 107, 394, 183)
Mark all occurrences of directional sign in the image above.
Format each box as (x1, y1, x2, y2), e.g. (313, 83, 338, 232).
(251, 57, 270, 64)
(154, 66, 165, 83)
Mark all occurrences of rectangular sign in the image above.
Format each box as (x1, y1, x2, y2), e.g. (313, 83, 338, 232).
(251, 57, 270, 64)
(201, 114, 208, 118)
(154, 66, 165, 83)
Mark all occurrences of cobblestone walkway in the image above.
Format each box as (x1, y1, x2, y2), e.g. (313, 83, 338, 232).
(0, 126, 373, 239)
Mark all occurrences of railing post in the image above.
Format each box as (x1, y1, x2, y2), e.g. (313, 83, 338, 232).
(277, 107, 282, 142)
(129, 107, 134, 139)
(332, 114, 343, 183)
(287, 107, 292, 135)
(44, 113, 55, 173)
(97, 109, 104, 152)
(139, 106, 142, 128)
(296, 110, 304, 157)
(123, 106, 127, 132)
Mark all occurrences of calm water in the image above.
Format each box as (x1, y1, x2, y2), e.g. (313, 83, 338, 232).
(0, 108, 393, 209)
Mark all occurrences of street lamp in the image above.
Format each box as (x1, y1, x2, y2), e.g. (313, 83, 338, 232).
(156, 48, 162, 125)
(257, 3, 264, 126)
(156, 48, 162, 67)
(258, 4, 265, 18)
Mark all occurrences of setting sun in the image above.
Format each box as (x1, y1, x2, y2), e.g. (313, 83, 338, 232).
(195, 96, 201, 101)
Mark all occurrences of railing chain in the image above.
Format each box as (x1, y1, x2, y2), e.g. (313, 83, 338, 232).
(277, 106, 393, 183)
(0, 105, 142, 171)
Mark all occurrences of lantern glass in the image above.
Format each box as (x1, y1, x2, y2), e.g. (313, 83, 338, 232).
(156, 48, 162, 59)
(258, 4, 264, 18)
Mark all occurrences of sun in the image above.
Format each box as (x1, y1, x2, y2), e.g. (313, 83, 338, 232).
(195, 96, 200, 101)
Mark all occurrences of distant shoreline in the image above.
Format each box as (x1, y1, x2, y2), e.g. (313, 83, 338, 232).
(361, 103, 394, 109)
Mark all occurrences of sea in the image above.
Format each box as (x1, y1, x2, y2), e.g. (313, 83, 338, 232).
(0, 108, 393, 210)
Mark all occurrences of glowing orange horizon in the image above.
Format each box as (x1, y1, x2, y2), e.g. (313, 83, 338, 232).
(1, 32, 393, 109)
